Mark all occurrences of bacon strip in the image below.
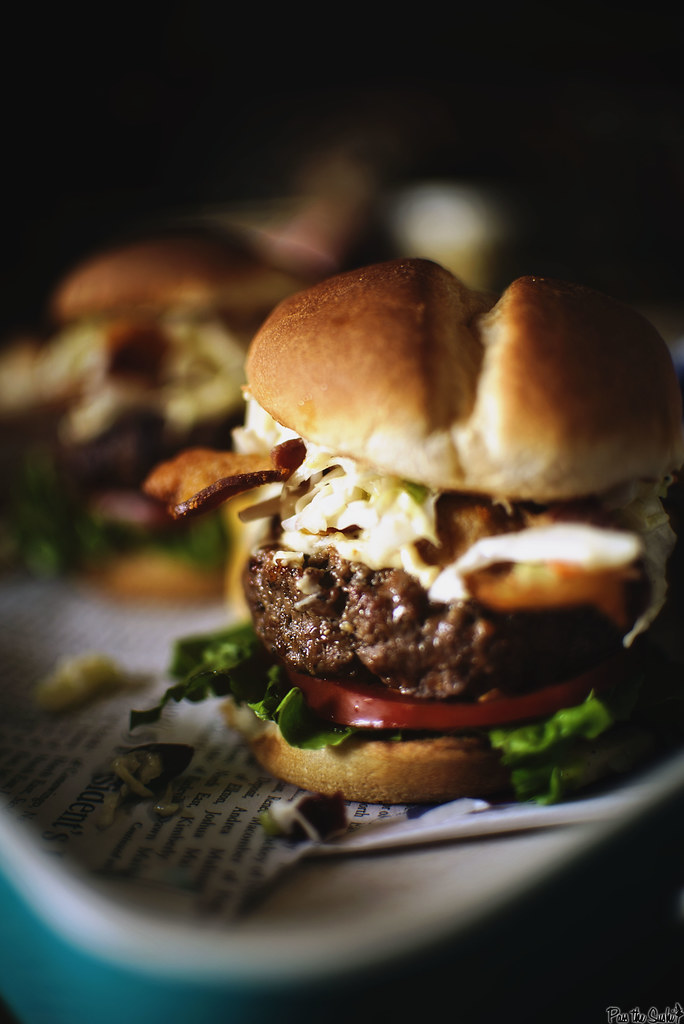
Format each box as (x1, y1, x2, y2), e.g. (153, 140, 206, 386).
(143, 437, 305, 519)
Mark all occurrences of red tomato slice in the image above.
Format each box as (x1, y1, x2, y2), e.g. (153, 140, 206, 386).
(286, 654, 629, 731)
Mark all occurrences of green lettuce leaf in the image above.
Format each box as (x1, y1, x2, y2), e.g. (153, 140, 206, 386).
(488, 674, 644, 805)
(131, 621, 355, 746)
(7, 449, 228, 575)
(132, 622, 684, 805)
(131, 621, 267, 728)
(274, 687, 353, 749)
(489, 639, 684, 805)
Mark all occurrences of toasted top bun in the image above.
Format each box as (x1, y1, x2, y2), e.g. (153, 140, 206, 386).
(246, 258, 684, 501)
(50, 232, 309, 327)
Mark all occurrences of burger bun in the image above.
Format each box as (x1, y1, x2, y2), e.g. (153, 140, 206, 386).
(222, 697, 653, 804)
(50, 229, 312, 332)
(247, 259, 684, 501)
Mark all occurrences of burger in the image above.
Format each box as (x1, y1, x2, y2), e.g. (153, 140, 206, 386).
(0, 228, 310, 599)
(139, 258, 684, 803)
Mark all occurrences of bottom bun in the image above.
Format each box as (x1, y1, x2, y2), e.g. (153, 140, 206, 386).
(222, 698, 654, 804)
(80, 549, 225, 602)
(223, 698, 511, 803)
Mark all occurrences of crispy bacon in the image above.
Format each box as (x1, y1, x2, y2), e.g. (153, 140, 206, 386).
(143, 437, 305, 519)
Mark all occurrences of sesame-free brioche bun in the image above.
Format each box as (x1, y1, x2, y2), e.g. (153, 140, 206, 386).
(246, 258, 684, 501)
(50, 231, 310, 329)
(221, 697, 510, 802)
(219, 259, 682, 802)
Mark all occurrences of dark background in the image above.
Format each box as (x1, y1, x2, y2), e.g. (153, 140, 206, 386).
(2, 5, 684, 339)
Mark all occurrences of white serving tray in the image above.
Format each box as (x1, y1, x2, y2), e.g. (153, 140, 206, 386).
(1, 574, 683, 1023)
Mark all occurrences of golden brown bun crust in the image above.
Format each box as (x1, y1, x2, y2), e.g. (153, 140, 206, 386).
(50, 233, 310, 326)
(246, 259, 684, 500)
(79, 549, 225, 602)
(246, 258, 493, 488)
(222, 701, 511, 803)
(473, 275, 684, 498)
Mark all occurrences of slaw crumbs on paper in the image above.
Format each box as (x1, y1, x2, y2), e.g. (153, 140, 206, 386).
(35, 651, 148, 711)
(98, 744, 194, 829)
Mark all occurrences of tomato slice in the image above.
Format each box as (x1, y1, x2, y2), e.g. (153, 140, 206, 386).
(286, 654, 629, 731)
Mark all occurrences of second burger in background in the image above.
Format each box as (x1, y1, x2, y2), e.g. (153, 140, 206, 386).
(140, 258, 684, 804)
(1, 228, 311, 599)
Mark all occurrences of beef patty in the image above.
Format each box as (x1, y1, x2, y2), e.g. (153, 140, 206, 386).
(59, 409, 236, 491)
(243, 544, 646, 701)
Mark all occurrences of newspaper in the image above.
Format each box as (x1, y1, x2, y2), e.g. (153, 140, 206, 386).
(0, 572, 667, 923)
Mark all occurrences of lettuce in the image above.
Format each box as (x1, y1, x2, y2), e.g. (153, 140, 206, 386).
(131, 622, 683, 806)
(131, 622, 355, 747)
(489, 642, 684, 805)
(131, 622, 269, 728)
(8, 450, 91, 575)
(269, 687, 354, 749)
(489, 690, 629, 805)
(7, 450, 229, 575)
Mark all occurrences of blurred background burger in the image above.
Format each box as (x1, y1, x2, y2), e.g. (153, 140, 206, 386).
(0, 227, 313, 597)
